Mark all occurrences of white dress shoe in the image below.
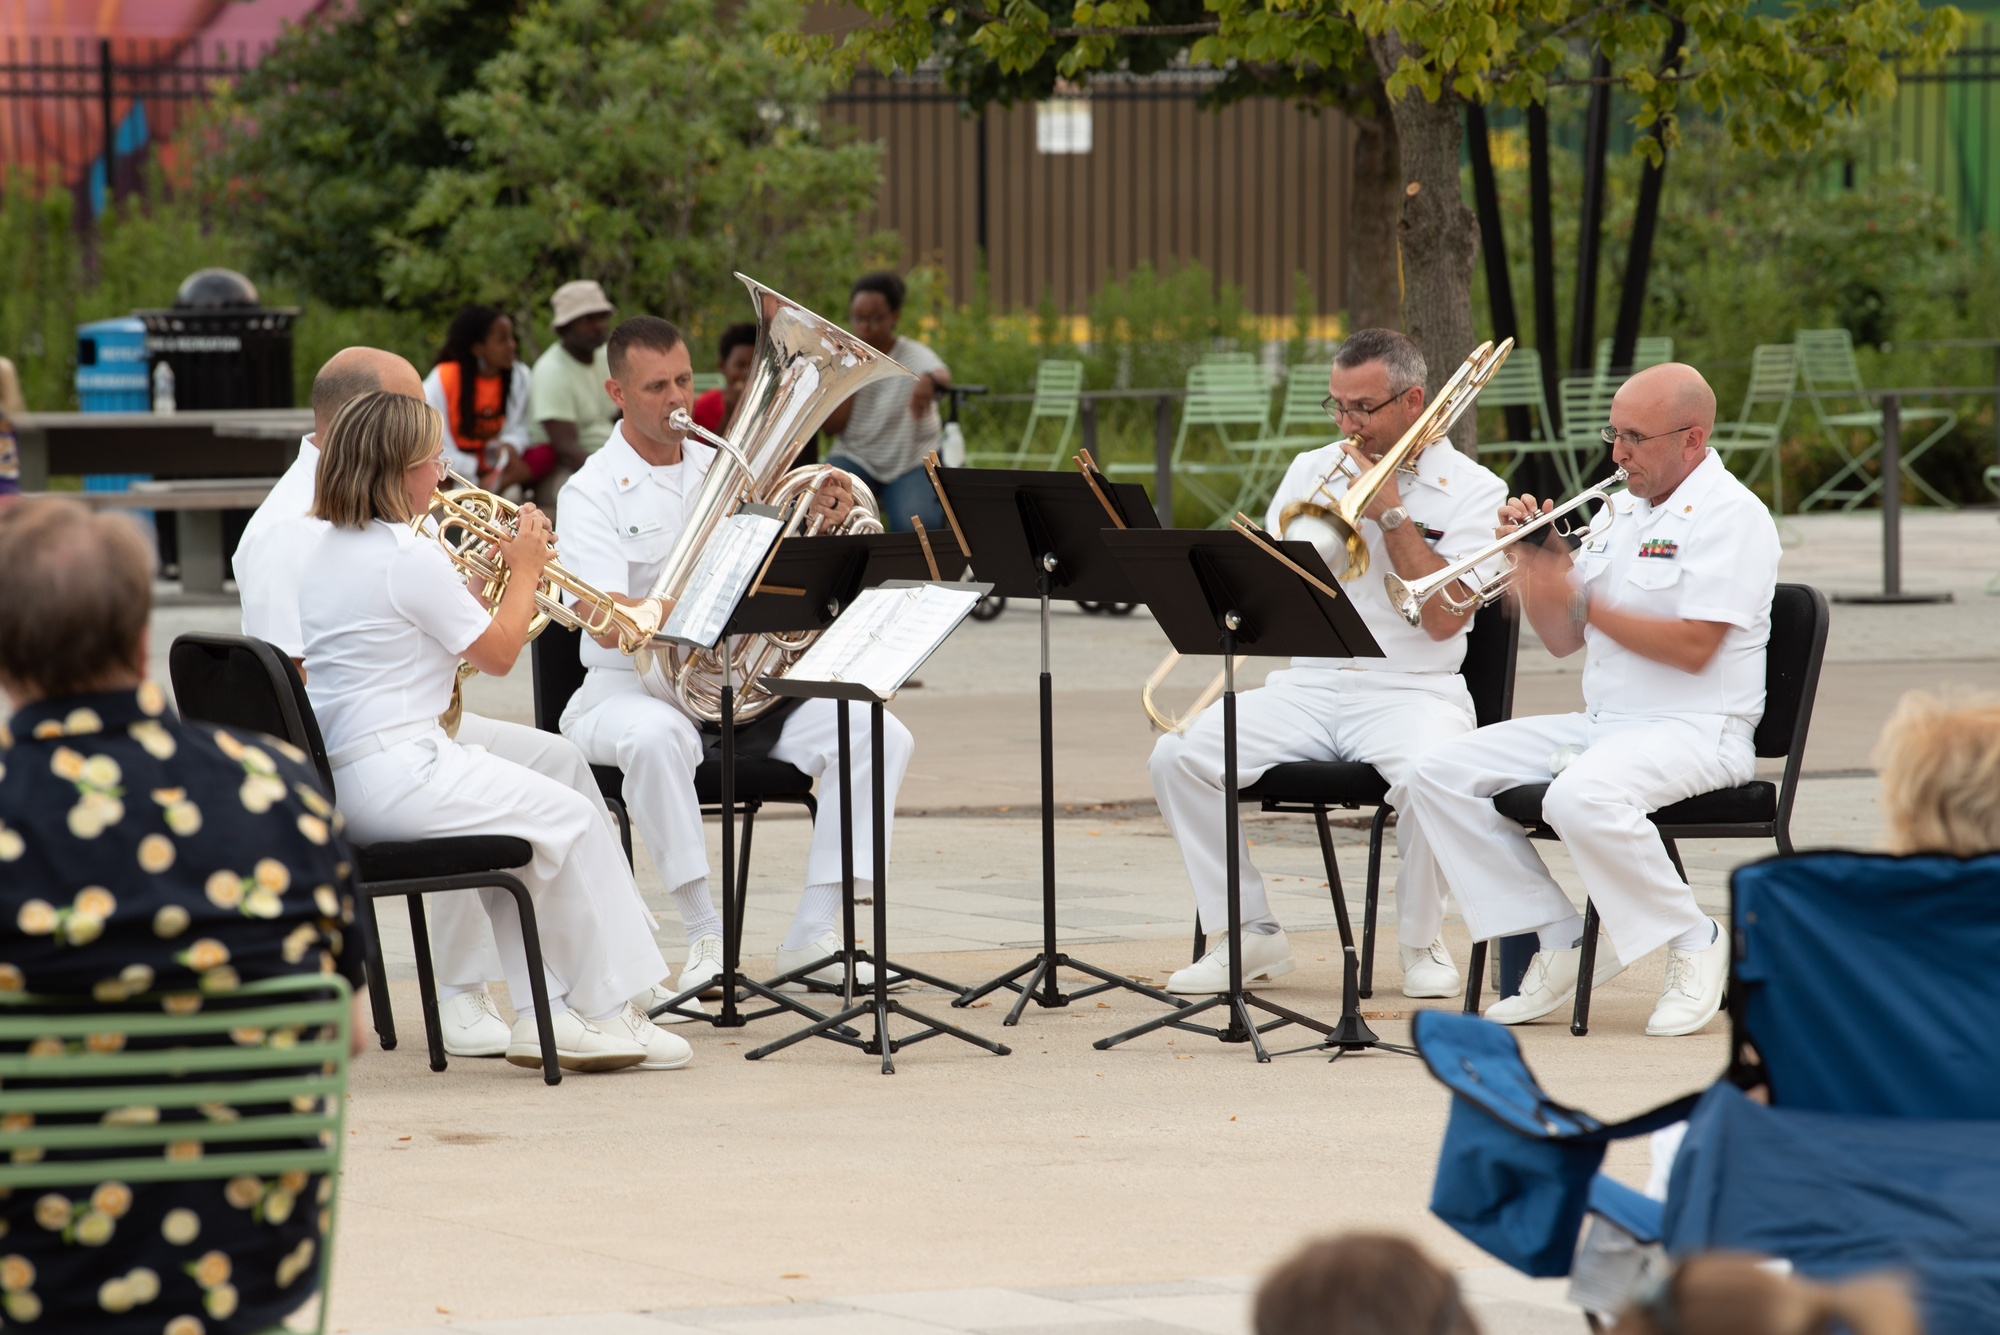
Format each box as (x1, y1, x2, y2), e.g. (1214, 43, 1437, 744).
(1646, 919, 1729, 1037)
(774, 931, 905, 993)
(633, 982, 705, 1026)
(1399, 938, 1462, 999)
(503, 1011, 646, 1073)
(678, 935, 725, 998)
(1483, 946, 1582, 1024)
(1167, 929, 1296, 995)
(438, 988, 511, 1057)
(596, 1003, 695, 1070)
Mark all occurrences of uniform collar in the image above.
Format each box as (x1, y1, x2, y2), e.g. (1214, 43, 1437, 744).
(1625, 448, 1725, 521)
(3, 683, 172, 747)
(603, 423, 715, 495)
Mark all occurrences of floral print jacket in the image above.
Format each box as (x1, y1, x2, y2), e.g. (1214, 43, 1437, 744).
(0, 685, 368, 1334)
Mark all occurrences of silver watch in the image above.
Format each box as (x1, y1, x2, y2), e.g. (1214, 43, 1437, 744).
(1379, 506, 1409, 532)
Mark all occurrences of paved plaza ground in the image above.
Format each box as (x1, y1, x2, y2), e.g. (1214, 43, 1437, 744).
(35, 509, 2000, 1333)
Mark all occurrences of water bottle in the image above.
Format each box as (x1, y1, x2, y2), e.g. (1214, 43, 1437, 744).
(940, 420, 966, 467)
(151, 361, 176, 415)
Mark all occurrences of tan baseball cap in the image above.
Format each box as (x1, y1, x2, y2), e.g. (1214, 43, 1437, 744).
(550, 280, 614, 329)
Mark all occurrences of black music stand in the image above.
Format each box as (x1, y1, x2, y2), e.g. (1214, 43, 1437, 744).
(1093, 526, 1399, 1063)
(924, 464, 1188, 1025)
(744, 583, 1013, 1074)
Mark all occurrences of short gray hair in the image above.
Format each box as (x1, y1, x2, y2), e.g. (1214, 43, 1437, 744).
(1334, 328, 1426, 394)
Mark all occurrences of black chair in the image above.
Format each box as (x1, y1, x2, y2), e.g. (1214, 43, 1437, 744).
(1465, 582, 1831, 1035)
(1220, 602, 1523, 995)
(528, 626, 817, 1006)
(168, 633, 565, 1085)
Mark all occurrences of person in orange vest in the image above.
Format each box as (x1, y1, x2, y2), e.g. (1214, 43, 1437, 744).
(422, 305, 533, 489)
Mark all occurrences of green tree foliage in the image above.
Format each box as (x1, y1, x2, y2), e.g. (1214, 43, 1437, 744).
(199, 0, 528, 310)
(378, 0, 894, 342)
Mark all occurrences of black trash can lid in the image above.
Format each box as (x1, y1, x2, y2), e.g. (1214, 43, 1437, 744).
(174, 268, 260, 309)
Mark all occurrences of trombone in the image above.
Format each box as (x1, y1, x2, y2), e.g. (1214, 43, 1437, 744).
(1383, 469, 1628, 626)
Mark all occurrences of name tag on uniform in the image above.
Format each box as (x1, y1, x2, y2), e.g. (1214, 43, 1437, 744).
(1638, 538, 1678, 559)
(1583, 534, 1608, 554)
(622, 518, 664, 539)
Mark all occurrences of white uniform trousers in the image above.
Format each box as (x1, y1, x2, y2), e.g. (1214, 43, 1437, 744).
(334, 728, 667, 1019)
(1401, 711, 1754, 967)
(560, 668, 913, 897)
(1149, 667, 1477, 944)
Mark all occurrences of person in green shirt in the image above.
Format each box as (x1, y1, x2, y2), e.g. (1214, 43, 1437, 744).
(527, 280, 620, 525)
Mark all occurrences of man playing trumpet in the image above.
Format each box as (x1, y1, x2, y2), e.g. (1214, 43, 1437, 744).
(1151, 329, 1509, 997)
(1400, 363, 1780, 1037)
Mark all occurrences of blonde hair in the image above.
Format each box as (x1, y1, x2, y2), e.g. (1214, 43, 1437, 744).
(1612, 1254, 1919, 1335)
(1874, 688, 2000, 856)
(310, 391, 443, 529)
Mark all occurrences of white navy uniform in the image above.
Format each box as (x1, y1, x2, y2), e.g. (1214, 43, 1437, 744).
(299, 520, 667, 1019)
(556, 424, 913, 920)
(1401, 448, 1780, 966)
(1149, 438, 1508, 944)
(233, 435, 621, 991)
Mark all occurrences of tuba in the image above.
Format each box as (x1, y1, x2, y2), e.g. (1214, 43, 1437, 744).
(636, 274, 912, 722)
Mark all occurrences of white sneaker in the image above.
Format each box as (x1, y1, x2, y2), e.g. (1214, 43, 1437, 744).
(596, 1003, 694, 1070)
(1167, 929, 1296, 995)
(1399, 938, 1462, 999)
(1646, 919, 1729, 1037)
(504, 1011, 646, 1073)
(438, 988, 511, 1057)
(633, 983, 705, 1026)
(774, 931, 905, 993)
(679, 935, 725, 998)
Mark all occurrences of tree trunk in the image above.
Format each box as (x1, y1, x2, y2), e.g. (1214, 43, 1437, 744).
(1369, 34, 1479, 449)
(1344, 79, 1402, 337)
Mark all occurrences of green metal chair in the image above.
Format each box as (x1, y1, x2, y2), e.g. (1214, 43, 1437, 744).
(1593, 335, 1675, 385)
(1108, 362, 1273, 519)
(1275, 362, 1334, 439)
(1206, 361, 1337, 522)
(0, 973, 353, 1333)
(1794, 327, 1959, 512)
(968, 359, 1082, 469)
(1710, 343, 1799, 518)
(1474, 348, 1561, 486)
(1554, 376, 1620, 497)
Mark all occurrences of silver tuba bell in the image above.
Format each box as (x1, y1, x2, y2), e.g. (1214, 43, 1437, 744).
(635, 273, 914, 722)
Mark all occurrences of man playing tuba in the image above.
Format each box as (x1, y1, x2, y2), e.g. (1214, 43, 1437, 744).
(558, 317, 913, 997)
(1150, 329, 1509, 998)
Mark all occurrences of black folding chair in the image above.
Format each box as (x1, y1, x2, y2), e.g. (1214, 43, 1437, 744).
(1465, 582, 1831, 1035)
(1210, 602, 1522, 995)
(168, 633, 565, 1085)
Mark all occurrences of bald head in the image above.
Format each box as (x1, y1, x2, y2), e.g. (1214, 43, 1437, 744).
(1607, 362, 1717, 503)
(1617, 362, 1716, 434)
(311, 347, 425, 438)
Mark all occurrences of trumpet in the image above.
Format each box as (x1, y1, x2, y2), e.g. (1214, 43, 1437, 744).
(1382, 469, 1628, 625)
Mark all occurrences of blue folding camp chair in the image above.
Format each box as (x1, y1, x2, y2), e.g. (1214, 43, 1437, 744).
(1414, 850, 2000, 1334)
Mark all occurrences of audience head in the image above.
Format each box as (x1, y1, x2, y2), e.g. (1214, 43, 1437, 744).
(605, 316, 693, 452)
(717, 321, 758, 402)
(310, 391, 446, 530)
(848, 271, 906, 354)
(1327, 329, 1428, 460)
(1875, 687, 2000, 855)
(1253, 1233, 1480, 1335)
(310, 346, 424, 440)
(1608, 363, 1717, 505)
(1611, 1254, 1919, 1335)
(551, 280, 615, 357)
(0, 498, 154, 706)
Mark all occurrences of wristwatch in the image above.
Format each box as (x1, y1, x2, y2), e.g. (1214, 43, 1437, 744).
(1379, 506, 1409, 532)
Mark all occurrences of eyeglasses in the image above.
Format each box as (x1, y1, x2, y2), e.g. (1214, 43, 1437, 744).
(1321, 387, 1413, 424)
(1599, 424, 1693, 450)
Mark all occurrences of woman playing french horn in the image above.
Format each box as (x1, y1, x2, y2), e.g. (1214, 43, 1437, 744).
(298, 390, 693, 1074)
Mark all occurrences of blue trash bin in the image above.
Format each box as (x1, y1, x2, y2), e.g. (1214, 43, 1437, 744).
(74, 316, 156, 560)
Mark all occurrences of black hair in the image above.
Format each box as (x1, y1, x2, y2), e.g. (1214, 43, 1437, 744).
(606, 316, 686, 381)
(850, 270, 906, 313)
(435, 305, 508, 444)
(717, 322, 758, 364)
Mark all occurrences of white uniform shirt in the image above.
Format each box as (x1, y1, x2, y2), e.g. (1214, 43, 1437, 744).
(233, 435, 326, 658)
(299, 521, 493, 755)
(1263, 439, 1509, 674)
(555, 422, 719, 673)
(1572, 449, 1779, 725)
(422, 362, 533, 479)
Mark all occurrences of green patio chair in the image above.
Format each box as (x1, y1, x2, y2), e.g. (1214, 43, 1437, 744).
(1275, 362, 1334, 439)
(1711, 343, 1798, 518)
(1554, 376, 1620, 498)
(1593, 335, 1675, 385)
(968, 359, 1083, 469)
(0, 973, 353, 1333)
(1108, 362, 1273, 518)
(1474, 347, 1560, 486)
(1794, 327, 1959, 512)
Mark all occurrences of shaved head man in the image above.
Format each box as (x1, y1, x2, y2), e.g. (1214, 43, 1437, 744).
(1606, 363, 1718, 505)
(309, 347, 426, 438)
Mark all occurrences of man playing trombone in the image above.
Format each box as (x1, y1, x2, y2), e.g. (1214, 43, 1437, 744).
(1150, 329, 1509, 998)
(1400, 363, 1780, 1037)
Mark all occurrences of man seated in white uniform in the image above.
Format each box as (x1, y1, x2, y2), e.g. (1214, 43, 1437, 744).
(1400, 363, 1780, 1038)
(1151, 329, 1509, 997)
(232, 347, 692, 1060)
(558, 317, 914, 995)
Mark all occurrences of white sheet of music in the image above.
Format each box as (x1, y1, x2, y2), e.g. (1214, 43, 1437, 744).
(785, 583, 981, 698)
(661, 510, 784, 648)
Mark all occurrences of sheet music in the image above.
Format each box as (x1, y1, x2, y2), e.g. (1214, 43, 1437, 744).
(785, 583, 981, 698)
(661, 510, 784, 648)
